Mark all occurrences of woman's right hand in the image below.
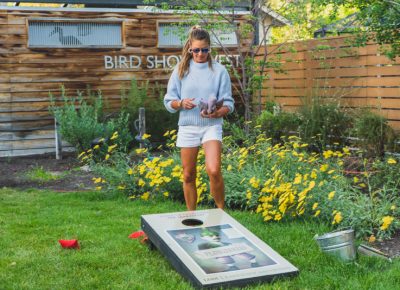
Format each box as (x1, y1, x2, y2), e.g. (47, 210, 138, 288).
(181, 98, 196, 110)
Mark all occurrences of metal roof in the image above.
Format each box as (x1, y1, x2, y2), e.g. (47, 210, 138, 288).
(8, 0, 251, 8)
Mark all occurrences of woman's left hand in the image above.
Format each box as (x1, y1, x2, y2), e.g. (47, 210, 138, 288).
(201, 106, 229, 119)
(201, 110, 221, 119)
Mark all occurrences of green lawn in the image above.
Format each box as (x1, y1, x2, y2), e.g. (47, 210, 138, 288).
(1, 188, 399, 290)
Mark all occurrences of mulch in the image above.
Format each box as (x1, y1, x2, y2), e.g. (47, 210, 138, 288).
(0, 152, 94, 191)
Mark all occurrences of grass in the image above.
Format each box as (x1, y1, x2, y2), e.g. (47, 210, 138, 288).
(24, 166, 66, 182)
(1, 188, 399, 290)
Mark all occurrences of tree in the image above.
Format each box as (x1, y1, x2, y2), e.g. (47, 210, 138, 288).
(146, 0, 286, 126)
(311, 0, 400, 60)
(268, 0, 357, 43)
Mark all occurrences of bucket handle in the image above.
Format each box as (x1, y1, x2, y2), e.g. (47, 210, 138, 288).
(330, 226, 353, 234)
(314, 226, 353, 239)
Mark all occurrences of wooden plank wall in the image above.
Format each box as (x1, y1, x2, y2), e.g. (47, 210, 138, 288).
(257, 36, 400, 130)
(0, 7, 247, 157)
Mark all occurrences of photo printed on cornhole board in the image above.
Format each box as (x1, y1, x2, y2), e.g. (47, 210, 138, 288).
(168, 224, 277, 274)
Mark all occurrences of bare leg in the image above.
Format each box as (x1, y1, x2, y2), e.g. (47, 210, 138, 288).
(203, 140, 224, 209)
(181, 147, 199, 211)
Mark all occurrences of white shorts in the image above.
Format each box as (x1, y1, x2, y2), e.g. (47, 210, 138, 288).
(176, 125, 223, 148)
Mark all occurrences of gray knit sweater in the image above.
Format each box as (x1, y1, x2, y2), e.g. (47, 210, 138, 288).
(164, 59, 234, 127)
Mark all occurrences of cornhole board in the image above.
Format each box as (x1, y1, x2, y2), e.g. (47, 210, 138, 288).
(141, 209, 298, 288)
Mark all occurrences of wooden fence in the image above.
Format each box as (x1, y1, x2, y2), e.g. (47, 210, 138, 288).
(256, 36, 400, 130)
(0, 6, 248, 157)
(2, 6, 399, 158)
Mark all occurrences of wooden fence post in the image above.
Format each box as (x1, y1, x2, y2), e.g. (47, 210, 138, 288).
(138, 107, 146, 148)
(54, 117, 62, 160)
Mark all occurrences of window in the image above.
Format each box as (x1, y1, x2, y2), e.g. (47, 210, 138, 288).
(28, 18, 124, 48)
(157, 22, 238, 48)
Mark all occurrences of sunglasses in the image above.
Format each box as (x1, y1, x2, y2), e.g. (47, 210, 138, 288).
(189, 47, 210, 54)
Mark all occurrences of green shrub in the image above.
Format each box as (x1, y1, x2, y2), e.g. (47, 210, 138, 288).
(50, 87, 105, 152)
(298, 102, 353, 151)
(256, 110, 300, 144)
(105, 112, 133, 153)
(352, 109, 396, 157)
(366, 156, 400, 195)
(120, 79, 178, 144)
(50, 87, 133, 154)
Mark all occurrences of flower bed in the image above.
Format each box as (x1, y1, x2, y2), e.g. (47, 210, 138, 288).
(82, 129, 399, 240)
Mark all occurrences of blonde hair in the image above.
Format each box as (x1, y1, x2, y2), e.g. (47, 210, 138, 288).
(178, 25, 213, 79)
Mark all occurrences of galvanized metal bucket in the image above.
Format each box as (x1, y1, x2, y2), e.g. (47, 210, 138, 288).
(314, 228, 356, 262)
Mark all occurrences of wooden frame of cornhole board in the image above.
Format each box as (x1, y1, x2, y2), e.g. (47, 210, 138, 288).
(141, 209, 298, 288)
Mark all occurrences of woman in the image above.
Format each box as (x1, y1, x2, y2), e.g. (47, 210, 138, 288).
(164, 25, 234, 211)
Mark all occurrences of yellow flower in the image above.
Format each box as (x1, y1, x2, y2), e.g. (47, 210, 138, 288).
(293, 174, 302, 185)
(163, 191, 169, 197)
(320, 164, 329, 172)
(359, 183, 366, 188)
(93, 144, 100, 150)
(328, 191, 335, 200)
(108, 144, 117, 152)
(246, 190, 252, 200)
(391, 205, 396, 211)
(117, 185, 126, 190)
(311, 170, 317, 179)
(368, 235, 376, 243)
(312, 202, 318, 210)
(105, 154, 110, 160)
(332, 211, 343, 224)
(78, 151, 86, 158)
(264, 215, 273, 221)
(110, 132, 119, 140)
(353, 176, 359, 183)
(314, 210, 321, 217)
(323, 150, 333, 159)
(308, 181, 316, 190)
(135, 148, 148, 154)
(387, 158, 397, 164)
(227, 164, 232, 171)
(142, 133, 151, 139)
(127, 168, 133, 175)
(95, 186, 102, 190)
(93, 177, 102, 184)
(141, 191, 150, 201)
(249, 177, 260, 188)
(138, 179, 145, 187)
(380, 216, 394, 231)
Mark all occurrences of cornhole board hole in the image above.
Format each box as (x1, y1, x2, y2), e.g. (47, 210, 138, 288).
(141, 209, 298, 288)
